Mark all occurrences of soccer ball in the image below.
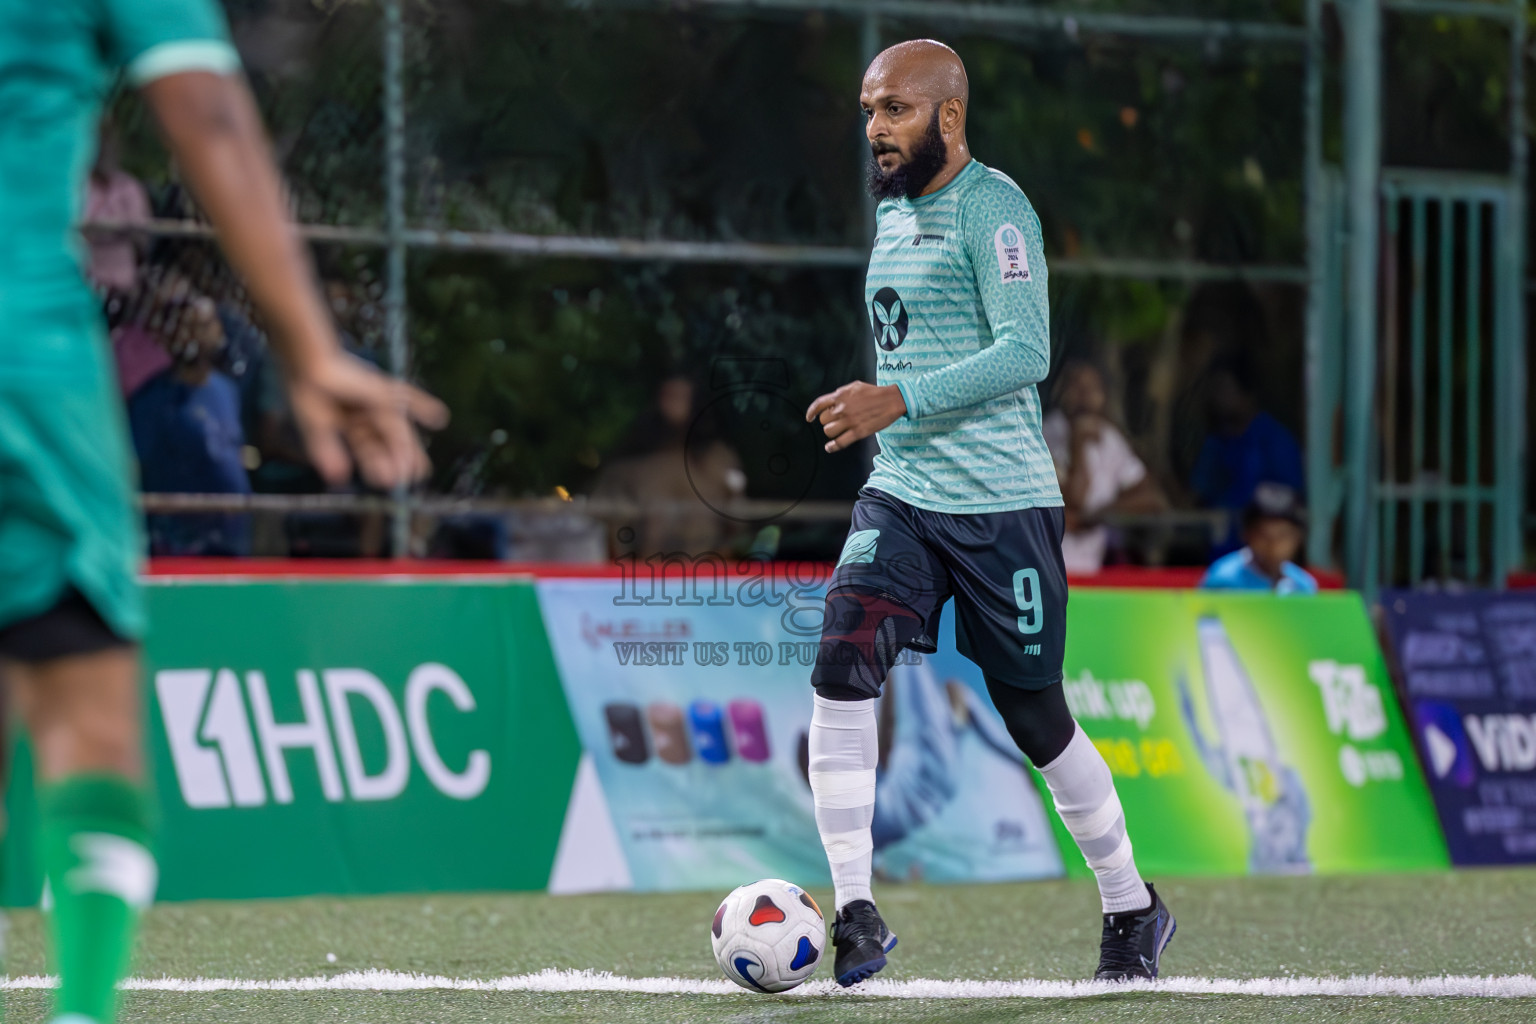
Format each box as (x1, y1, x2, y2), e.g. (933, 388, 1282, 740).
(710, 878, 826, 992)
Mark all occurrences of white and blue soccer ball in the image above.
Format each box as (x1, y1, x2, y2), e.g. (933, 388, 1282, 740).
(710, 878, 826, 992)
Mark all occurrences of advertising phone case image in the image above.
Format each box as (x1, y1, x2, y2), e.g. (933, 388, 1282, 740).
(604, 703, 651, 765)
(728, 699, 771, 763)
(647, 702, 693, 765)
(689, 701, 732, 764)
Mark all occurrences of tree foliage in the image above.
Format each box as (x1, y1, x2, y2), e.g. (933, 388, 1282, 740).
(110, 0, 1528, 506)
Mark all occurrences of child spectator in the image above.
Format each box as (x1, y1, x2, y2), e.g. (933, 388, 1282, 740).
(1200, 484, 1317, 594)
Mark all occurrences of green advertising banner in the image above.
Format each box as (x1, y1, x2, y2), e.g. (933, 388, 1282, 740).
(0, 579, 1450, 906)
(5, 579, 581, 904)
(1053, 591, 1449, 878)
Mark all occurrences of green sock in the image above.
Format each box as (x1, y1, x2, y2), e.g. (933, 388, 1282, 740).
(1, 830, 7, 1024)
(38, 775, 156, 1024)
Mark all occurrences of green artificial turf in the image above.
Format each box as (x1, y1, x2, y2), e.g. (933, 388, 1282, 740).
(4, 870, 1535, 1022)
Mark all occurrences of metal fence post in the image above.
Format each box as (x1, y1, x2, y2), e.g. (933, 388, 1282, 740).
(1498, 1, 1528, 585)
(384, 0, 411, 558)
(1340, 0, 1382, 592)
(1303, 0, 1332, 568)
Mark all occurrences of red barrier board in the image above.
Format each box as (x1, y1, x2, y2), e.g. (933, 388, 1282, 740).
(146, 558, 1344, 589)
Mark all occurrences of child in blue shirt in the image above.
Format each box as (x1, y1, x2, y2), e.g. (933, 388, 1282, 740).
(1200, 484, 1318, 595)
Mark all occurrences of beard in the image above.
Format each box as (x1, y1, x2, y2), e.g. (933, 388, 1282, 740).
(866, 108, 949, 200)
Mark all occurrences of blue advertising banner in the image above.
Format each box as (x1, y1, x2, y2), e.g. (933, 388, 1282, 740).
(1380, 590, 1536, 865)
(535, 573, 1066, 893)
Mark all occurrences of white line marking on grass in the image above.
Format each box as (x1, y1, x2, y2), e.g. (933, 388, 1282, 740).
(3, 970, 1535, 999)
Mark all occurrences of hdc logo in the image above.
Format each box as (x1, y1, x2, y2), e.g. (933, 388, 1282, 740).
(155, 663, 491, 809)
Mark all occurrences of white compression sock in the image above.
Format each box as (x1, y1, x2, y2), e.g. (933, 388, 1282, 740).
(808, 694, 878, 911)
(1038, 724, 1150, 915)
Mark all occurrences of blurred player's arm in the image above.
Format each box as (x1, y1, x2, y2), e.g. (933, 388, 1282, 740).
(139, 72, 447, 487)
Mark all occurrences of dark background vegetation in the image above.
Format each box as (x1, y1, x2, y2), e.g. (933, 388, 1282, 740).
(110, 0, 1528, 524)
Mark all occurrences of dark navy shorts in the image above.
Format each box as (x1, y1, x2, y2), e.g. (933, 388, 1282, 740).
(820, 487, 1068, 693)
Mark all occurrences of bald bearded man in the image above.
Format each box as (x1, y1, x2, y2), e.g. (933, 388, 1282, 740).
(804, 40, 1176, 986)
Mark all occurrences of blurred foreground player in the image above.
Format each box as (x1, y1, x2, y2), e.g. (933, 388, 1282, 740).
(804, 40, 1174, 986)
(0, 2, 447, 1021)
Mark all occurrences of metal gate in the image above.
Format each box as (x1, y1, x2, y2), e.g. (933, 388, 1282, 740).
(1374, 172, 1525, 587)
(1320, 0, 1527, 591)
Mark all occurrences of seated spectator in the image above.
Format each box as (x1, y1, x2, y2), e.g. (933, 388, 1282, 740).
(1043, 360, 1167, 574)
(111, 265, 196, 399)
(590, 374, 746, 558)
(82, 116, 151, 325)
(168, 243, 271, 402)
(128, 294, 252, 555)
(1191, 358, 1305, 554)
(1200, 484, 1317, 595)
(111, 317, 173, 400)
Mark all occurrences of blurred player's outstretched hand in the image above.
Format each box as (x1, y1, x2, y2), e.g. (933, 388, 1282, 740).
(287, 352, 450, 490)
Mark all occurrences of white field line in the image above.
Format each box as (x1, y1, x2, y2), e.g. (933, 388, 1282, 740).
(2, 970, 1535, 999)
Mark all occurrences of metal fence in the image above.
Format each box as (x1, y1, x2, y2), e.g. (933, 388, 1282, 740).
(92, 0, 1529, 583)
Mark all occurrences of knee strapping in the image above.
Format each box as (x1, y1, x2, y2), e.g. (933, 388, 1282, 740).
(811, 589, 926, 700)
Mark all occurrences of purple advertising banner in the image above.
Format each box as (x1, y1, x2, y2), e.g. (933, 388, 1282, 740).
(1380, 590, 1536, 865)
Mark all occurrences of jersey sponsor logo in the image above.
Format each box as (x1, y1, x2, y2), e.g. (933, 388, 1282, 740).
(870, 287, 909, 350)
(910, 233, 946, 246)
(994, 224, 1030, 282)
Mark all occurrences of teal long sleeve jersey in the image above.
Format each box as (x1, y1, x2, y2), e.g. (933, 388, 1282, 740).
(0, 0, 240, 384)
(864, 159, 1064, 514)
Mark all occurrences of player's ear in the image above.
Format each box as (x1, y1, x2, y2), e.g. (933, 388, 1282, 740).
(940, 97, 965, 137)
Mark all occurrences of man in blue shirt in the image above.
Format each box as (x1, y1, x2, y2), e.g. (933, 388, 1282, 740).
(1201, 484, 1319, 594)
(129, 294, 253, 555)
(1191, 360, 1305, 554)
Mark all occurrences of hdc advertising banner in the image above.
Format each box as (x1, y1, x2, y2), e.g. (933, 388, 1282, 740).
(0, 575, 1449, 905)
(4, 580, 582, 904)
(1379, 590, 1536, 865)
(1058, 591, 1448, 879)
